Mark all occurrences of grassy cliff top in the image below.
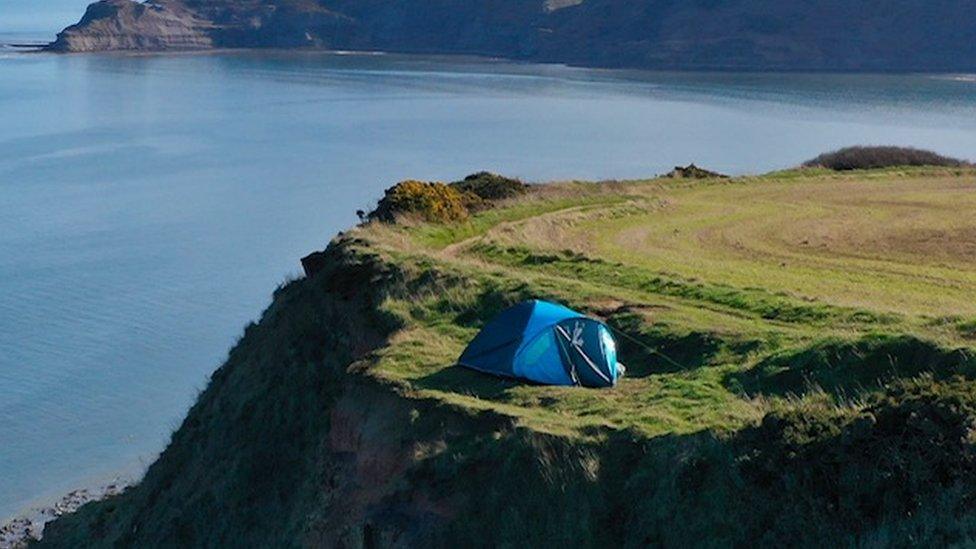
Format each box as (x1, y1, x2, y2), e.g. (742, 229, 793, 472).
(341, 166, 976, 439)
(34, 164, 976, 547)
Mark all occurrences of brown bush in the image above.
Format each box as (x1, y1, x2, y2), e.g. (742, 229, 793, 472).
(803, 146, 968, 171)
(369, 180, 469, 223)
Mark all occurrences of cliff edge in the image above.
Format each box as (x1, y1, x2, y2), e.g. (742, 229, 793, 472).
(32, 166, 976, 546)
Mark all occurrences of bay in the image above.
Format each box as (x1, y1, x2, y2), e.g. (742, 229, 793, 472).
(1, 48, 976, 520)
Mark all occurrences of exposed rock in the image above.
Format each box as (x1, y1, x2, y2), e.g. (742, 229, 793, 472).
(665, 164, 729, 179)
(47, 0, 361, 53)
(48, 0, 213, 52)
(0, 480, 127, 547)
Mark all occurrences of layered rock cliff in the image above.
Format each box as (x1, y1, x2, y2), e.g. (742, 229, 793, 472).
(49, 0, 213, 52)
(49, 0, 976, 72)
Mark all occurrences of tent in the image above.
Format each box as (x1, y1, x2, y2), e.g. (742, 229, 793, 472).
(457, 300, 622, 388)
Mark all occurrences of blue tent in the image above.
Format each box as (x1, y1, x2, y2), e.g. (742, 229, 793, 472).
(457, 300, 622, 388)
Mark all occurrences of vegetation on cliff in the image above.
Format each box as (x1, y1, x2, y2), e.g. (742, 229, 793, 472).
(805, 146, 970, 171)
(50, 0, 976, 72)
(368, 180, 470, 223)
(449, 172, 527, 202)
(36, 163, 976, 546)
(366, 172, 526, 223)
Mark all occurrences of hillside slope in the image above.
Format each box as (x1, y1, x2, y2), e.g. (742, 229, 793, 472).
(37, 167, 976, 547)
(49, 0, 976, 71)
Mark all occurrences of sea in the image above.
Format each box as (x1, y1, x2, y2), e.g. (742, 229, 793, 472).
(2, 6, 976, 521)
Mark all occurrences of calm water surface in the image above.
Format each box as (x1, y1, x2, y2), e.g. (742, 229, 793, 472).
(2, 49, 976, 519)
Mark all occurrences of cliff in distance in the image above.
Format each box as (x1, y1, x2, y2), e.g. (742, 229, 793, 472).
(50, 0, 976, 71)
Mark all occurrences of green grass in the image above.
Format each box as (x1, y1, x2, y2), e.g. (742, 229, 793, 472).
(34, 167, 976, 548)
(353, 169, 976, 440)
(467, 243, 896, 326)
(406, 184, 631, 249)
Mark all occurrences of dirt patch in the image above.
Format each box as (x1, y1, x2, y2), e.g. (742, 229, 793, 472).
(862, 226, 976, 263)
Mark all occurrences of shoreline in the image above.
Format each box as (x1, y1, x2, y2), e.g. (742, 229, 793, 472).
(11, 38, 976, 76)
(1, 33, 974, 78)
(0, 480, 130, 548)
(6, 44, 976, 84)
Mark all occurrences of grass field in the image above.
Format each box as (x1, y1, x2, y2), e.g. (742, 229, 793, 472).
(354, 166, 976, 438)
(36, 165, 976, 547)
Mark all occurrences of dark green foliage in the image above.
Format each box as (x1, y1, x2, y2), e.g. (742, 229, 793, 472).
(419, 431, 607, 548)
(608, 307, 764, 375)
(733, 335, 976, 398)
(959, 319, 976, 340)
(449, 172, 527, 201)
(804, 146, 969, 171)
(36, 241, 397, 548)
(730, 377, 976, 545)
(411, 377, 976, 547)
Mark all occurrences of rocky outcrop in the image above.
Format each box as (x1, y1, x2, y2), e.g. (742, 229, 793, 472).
(48, 0, 213, 52)
(666, 164, 729, 179)
(1, 481, 127, 546)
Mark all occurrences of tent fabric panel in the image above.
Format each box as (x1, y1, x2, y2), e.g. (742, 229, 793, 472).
(458, 340, 521, 377)
(512, 328, 575, 386)
(519, 300, 585, 345)
(457, 301, 537, 375)
(554, 318, 618, 388)
(599, 325, 619, 380)
(456, 299, 620, 387)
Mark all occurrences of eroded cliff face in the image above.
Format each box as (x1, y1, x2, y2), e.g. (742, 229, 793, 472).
(48, 0, 213, 52)
(32, 239, 619, 547)
(48, 0, 544, 54)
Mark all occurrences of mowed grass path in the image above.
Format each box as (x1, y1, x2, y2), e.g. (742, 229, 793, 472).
(355, 168, 976, 439)
(486, 172, 976, 319)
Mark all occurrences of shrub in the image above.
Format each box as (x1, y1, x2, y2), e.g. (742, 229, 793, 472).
(803, 146, 968, 171)
(730, 376, 976, 545)
(369, 180, 469, 223)
(450, 172, 527, 201)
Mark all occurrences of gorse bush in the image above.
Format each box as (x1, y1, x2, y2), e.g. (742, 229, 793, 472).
(804, 146, 968, 171)
(450, 172, 527, 201)
(368, 173, 526, 223)
(370, 180, 469, 223)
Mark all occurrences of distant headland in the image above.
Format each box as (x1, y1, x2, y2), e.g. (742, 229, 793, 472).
(48, 0, 976, 72)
